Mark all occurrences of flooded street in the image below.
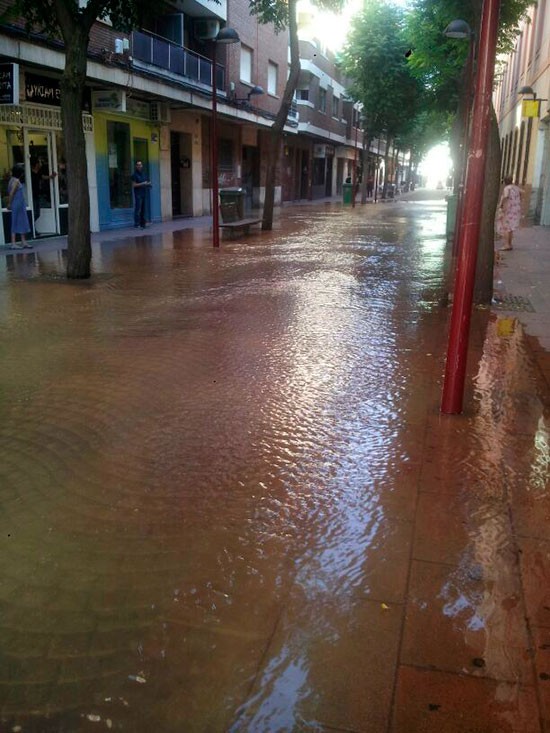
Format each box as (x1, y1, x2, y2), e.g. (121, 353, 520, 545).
(0, 196, 549, 732)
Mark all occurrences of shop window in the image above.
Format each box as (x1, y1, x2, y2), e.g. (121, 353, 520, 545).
(1, 128, 24, 208)
(107, 121, 132, 208)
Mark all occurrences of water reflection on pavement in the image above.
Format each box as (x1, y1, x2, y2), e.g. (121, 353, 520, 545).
(0, 197, 548, 732)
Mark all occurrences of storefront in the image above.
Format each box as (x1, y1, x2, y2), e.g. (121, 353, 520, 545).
(0, 66, 94, 245)
(92, 92, 161, 230)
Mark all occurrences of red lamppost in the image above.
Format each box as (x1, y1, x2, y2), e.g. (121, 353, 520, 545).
(211, 27, 240, 248)
(441, 0, 502, 414)
(352, 108, 359, 208)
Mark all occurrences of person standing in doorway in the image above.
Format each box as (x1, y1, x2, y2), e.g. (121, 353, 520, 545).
(8, 165, 31, 249)
(496, 176, 522, 251)
(131, 160, 151, 228)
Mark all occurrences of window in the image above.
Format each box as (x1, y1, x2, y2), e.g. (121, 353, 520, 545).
(298, 88, 309, 101)
(332, 95, 339, 118)
(319, 88, 326, 113)
(107, 121, 132, 208)
(535, 0, 546, 56)
(240, 46, 252, 83)
(511, 34, 523, 91)
(268, 62, 278, 95)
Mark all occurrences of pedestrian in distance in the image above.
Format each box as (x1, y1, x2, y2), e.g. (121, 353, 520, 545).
(131, 160, 151, 229)
(496, 175, 522, 251)
(7, 165, 31, 249)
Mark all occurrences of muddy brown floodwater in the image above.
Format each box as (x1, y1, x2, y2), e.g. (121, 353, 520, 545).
(0, 196, 548, 732)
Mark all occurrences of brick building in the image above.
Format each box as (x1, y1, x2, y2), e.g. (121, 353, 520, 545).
(0, 0, 365, 244)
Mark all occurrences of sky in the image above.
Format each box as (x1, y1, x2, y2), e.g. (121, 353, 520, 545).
(306, 0, 412, 53)
(301, 0, 448, 181)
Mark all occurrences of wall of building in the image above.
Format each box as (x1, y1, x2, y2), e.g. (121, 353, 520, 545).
(494, 2, 550, 224)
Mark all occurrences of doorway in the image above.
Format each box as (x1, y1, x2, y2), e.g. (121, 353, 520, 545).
(325, 156, 333, 197)
(170, 132, 193, 217)
(242, 145, 259, 213)
(27, 129, 59, 236)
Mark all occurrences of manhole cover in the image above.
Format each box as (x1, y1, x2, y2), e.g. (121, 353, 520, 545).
(492, 294, 535, 312)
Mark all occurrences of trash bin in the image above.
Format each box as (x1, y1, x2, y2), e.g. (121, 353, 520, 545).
(446, 194, 458, 240)
(342, 183, 354, 205)
(219, 188, 245, 222)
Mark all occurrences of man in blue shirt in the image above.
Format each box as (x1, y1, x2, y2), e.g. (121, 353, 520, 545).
(131, 160, 151, 228)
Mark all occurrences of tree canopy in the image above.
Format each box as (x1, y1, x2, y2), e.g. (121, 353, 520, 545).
(339, 1, 424, 144)
(405, 0, 532, 116)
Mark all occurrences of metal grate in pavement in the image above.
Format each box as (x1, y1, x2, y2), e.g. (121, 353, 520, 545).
(492, 294, 535, 312)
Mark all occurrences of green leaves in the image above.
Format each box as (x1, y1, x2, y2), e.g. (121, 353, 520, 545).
(340, 2, 423, 140)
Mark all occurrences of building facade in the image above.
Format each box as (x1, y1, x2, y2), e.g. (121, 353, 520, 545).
(493, 0, 550, 225)
(0, 0, 367, 245)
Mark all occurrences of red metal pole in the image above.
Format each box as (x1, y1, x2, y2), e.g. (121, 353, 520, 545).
(452, 39, 475, 259)
(352, 115, 358, 208)
(441, 0, 501, 414)
(211, 42, 220, 248)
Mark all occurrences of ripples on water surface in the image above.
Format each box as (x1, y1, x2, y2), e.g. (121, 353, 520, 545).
(0, 200, 548, 731)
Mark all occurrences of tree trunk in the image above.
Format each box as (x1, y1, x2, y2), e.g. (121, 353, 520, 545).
(360, 133, 372, 204)
(60, 28, 92, 278)
(474, 106, 501, 304)
(383, 136, 392, 197)
(262, 0, 300, 230)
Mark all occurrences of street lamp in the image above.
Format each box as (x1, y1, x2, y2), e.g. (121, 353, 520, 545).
(211, 26, 240, 248)
(232, 85, 265, 108)
(246, 85, 264, 101)
(443, 19, 473, 39)
(352, 111, 359, 208)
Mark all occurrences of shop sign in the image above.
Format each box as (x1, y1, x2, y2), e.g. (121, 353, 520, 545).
(25, 72, 61, 106)
(522, 99, 541, 118)
(0, 63, 19, 105)
(92, 90, 126, 112)
(314, 144, 335, 158)
(126, 97, 150, 120)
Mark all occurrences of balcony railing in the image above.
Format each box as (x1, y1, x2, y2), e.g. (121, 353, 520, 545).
(132, 30, 225, 90)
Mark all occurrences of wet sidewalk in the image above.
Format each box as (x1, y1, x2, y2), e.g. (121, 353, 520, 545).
(0, 195, 549, 732)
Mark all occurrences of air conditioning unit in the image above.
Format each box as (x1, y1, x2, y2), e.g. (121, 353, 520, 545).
(150, 102, 171, 124)
(194, 19, 220, 41)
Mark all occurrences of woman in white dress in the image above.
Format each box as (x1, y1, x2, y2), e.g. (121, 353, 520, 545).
(496, 176, 522, 251)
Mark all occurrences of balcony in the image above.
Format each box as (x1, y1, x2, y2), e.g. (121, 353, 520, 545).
(131, 30, 225, 91)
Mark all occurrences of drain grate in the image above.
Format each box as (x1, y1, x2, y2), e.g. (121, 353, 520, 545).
(492, 294, 536, 312)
